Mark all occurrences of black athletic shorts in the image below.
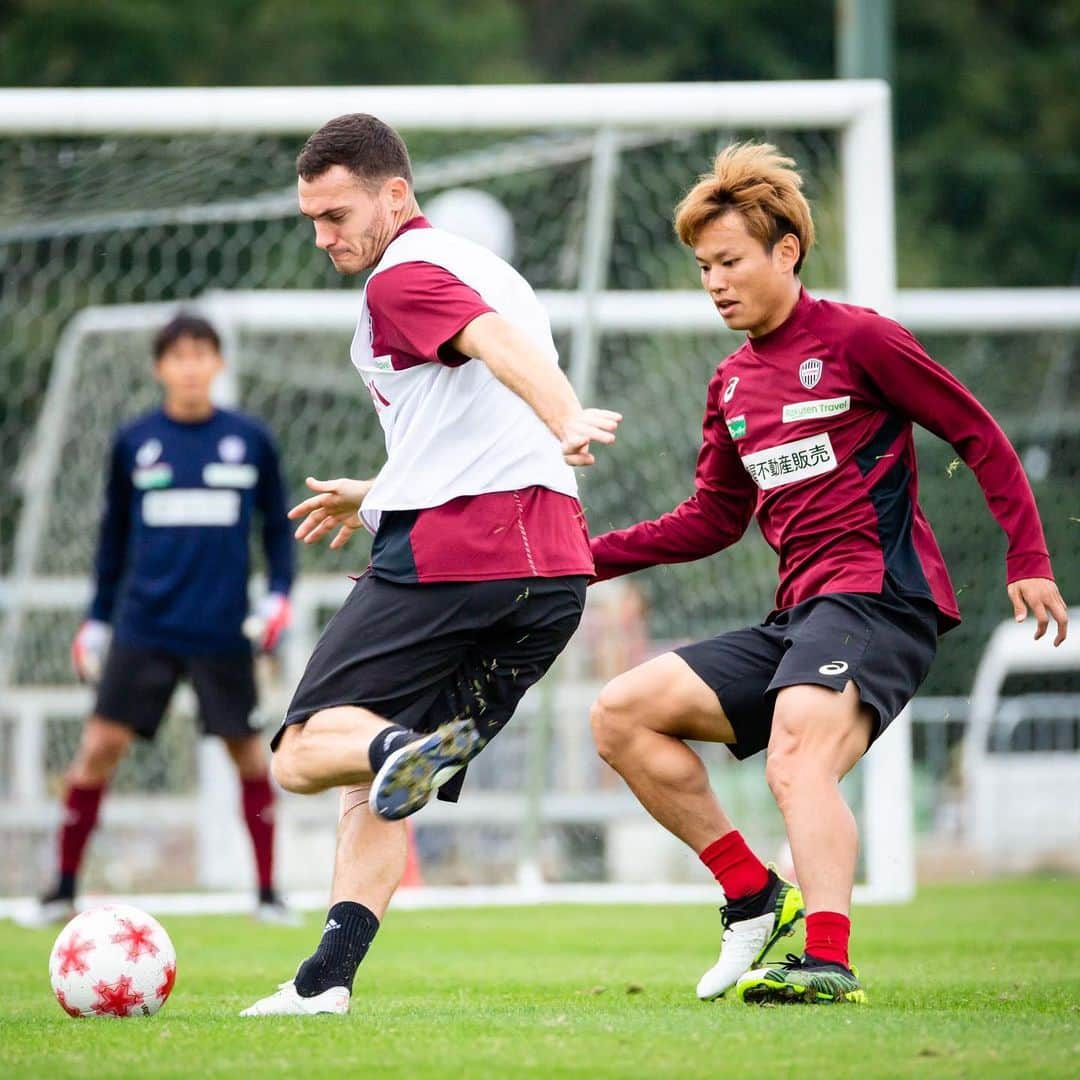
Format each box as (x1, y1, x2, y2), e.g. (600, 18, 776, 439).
(95, 641, 258, 740)
(675, 578, 940, 760)
(272, 571, 588, 801)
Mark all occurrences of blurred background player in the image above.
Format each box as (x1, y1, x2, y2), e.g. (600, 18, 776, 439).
(26, 314, 297, 926)
(588, 144, 1068, 1005)
(241, 113, 620, 1016)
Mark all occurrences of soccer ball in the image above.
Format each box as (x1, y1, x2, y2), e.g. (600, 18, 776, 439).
(49, 904, 176, 1018)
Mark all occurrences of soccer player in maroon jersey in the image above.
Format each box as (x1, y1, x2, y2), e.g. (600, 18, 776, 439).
(588, 143, 1068, 1005)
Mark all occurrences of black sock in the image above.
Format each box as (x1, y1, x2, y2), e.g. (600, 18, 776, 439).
(258, 885, 278, 905)
(50, 873, 77, 902)
(367, 724, 417, 774)
(294, 902, 380, 996)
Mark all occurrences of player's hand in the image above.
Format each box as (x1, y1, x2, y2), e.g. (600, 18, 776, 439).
(1008, 577, 1068, 646)
(561, 408, 622, 467)
(244, 593, 292, 653)
(71, 620, 111, 684)
(288, 476, 373, 550)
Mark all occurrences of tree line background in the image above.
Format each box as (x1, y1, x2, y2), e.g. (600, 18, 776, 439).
(1, 0, 1077, 289)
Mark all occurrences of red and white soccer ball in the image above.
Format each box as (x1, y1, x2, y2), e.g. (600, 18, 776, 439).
(49, 904, 176, 1018)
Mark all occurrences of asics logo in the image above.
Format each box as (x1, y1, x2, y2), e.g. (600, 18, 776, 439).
(819, 661, 849, 676)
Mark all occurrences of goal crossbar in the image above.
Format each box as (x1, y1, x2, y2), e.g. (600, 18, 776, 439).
(1, 81, 888, 134)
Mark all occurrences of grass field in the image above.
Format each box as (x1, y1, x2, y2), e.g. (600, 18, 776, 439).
(1, 879, 1077, 1079)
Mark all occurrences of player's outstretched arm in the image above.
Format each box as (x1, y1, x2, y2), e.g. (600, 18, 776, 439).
(453, 312, 621, 466)
(288, 476, 375, 550)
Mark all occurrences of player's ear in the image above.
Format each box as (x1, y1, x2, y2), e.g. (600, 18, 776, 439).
(384, 176, 410, 210)
(775, 232, 800, 273)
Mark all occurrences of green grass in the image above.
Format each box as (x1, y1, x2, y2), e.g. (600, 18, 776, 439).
(1, 880, 1078, 1078)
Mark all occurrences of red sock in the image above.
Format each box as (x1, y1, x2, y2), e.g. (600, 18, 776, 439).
(241, 776, 276, 892)
(699, 830, 770, 901)
(805, 911, 851, 968)
(58, 783, 106, 879)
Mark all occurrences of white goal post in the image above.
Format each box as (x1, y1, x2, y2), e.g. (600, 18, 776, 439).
(2, 81, 917, 907)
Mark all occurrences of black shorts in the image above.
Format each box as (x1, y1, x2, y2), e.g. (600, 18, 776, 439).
(95, 641, 258, 740)
(675, 580, 939, 760)
(273, 572, 588, 801)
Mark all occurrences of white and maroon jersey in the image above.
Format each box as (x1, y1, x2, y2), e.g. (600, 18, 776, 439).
(592, 288, 1053, 630)
(350, 217, 592, 584)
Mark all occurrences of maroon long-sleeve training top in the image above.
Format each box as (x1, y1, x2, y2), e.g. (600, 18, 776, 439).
(590, 288, 1053, 631)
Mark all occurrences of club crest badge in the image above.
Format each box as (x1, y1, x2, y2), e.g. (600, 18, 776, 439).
(799, 358, 823, 390)
(218, 435, 246, 463)
(135, 438, 162, 468)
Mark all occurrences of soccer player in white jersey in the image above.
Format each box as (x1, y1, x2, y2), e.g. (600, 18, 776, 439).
(242, 114, 620, 1016)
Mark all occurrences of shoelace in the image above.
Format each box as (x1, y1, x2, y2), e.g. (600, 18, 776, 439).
(719, 894, 772, 931)
(778, 953, 851, 974)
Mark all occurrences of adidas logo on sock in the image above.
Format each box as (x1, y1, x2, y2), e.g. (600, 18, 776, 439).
(323, 918, 341, 934)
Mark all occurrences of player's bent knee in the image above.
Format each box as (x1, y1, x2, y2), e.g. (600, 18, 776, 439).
(269, 728, 316, 794)
(764, 748, 797, 809)
(73, 721, 132, 780)
(270, 751, 308, 794)
(765, 722, 850, 807)
(589, 681, 643, 763)
(85, 740, 127, 771)
(588, 700, 620, 764)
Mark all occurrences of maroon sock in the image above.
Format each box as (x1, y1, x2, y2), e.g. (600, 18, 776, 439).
(699, 830, 770, 901)
(58, 783, 106, 884)
(805, 911, 851, 968)
(241, 776, 276, 892)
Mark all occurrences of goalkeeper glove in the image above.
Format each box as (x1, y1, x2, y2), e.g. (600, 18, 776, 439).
(243, 593, 292, 654)
(71, 620, 111, 684)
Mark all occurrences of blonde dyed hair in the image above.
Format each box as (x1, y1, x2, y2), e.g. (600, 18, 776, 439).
(674, 142, 815, 272)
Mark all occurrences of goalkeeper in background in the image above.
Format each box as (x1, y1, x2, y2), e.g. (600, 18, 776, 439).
(25, 314, 297, 926)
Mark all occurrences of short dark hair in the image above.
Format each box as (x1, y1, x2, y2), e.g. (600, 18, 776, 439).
(296, 113, 413, 188)
(153, 313, 221, 361)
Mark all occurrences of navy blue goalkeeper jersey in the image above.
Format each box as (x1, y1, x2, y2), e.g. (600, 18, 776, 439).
(88, 407, 295, 654)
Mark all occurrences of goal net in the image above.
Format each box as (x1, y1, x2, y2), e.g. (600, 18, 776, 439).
(0, 83, 914, 906)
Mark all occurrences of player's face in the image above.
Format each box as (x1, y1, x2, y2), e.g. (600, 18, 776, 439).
(154, 335, 223, 410)
(694, 211, 800, 338)
(298, 165, 403, 274)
